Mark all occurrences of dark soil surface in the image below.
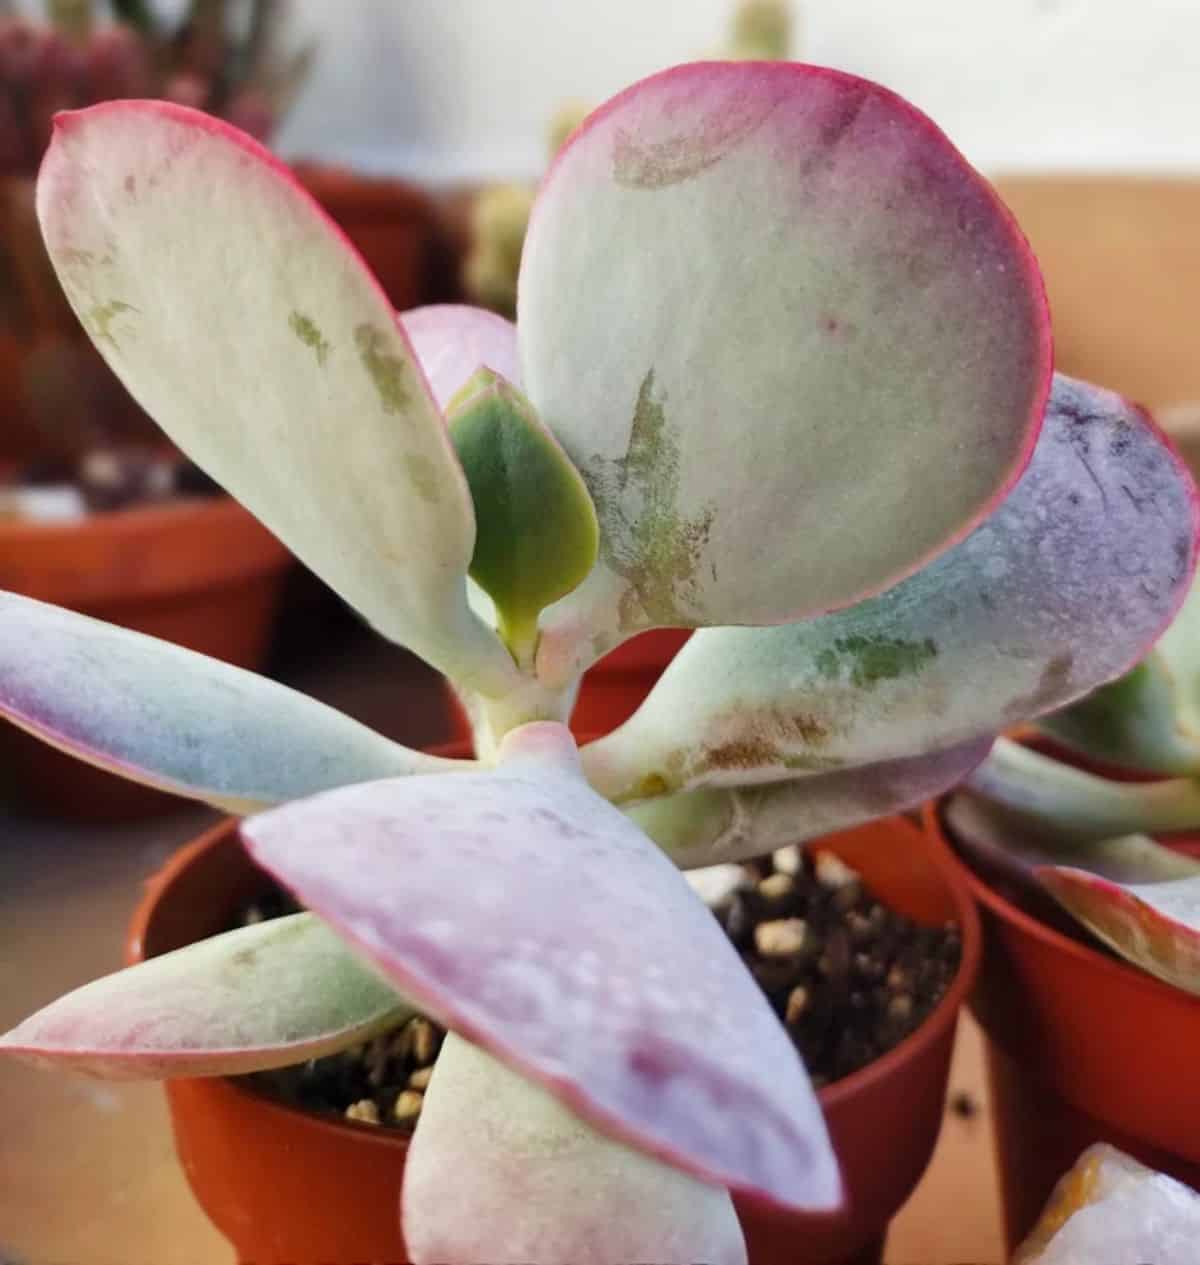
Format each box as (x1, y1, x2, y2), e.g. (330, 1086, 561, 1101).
(236, 845, 961, 1131)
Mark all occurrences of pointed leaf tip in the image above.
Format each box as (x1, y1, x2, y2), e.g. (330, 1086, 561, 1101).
(1037, 862, 1200, 996)
(241, 769, 841, 1212)
(1, 914, 413, 1079)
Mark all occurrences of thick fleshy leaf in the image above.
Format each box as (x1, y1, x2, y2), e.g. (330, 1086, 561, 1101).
(241, 722, 840, 1212)
(0, 914, 413, 1078)
(0, 592, 464, 812)
(1015, 1145, 1200, 1265)
(403, 1032, 747, 1265)
(1038, 575, 1200, 776)
(631, 738, 992, 868)
(946, 791, 1200, 890)
(964, 737, 1200, 846)
(1038, 862, 1200, 995)
(399, 304, 520, 412)
(448, 369, 599, 659)
(583, 375, 1199, 801)
(37, 102, 516, 693)
(526, 60, 1050, 681)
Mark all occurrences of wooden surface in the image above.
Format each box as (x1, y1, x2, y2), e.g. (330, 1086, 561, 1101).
(991, 175, 1200, 413)
(0, 628, 1005, 1265)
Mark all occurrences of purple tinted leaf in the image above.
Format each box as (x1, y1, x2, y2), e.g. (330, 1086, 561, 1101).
(0, 592, 463, 812)
(403, 1032, 747, 1265)
(240, 722, 840, 1213)
(584, 375, 1200, 801)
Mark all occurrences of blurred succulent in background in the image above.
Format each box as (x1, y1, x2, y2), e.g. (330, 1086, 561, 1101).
(949, 566, 1200, 997)
(0, 0, 311, 171)
(0, 0, 311, 502)
(727, 0, 794, 60)
(0, 59, 1196, 1261)
(462, 0, 798, 318)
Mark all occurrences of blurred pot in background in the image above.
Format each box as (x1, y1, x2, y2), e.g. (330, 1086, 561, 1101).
(993, 176, 1200, 472)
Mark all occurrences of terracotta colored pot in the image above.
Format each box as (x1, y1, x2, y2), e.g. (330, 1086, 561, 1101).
(293, 162, 456, 314)
(448, 628, 693, 742)
(925, 799, 1200, 1251)
(0, 496, 290, 820)
(127, 808, 979, 1265)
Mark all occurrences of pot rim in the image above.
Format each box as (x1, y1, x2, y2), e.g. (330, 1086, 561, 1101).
(0, 489, 264, 544)
(128, 806, 981, 1147)
(923, 797, 1200, 1012)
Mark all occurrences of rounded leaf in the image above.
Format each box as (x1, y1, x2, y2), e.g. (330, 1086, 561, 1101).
(524, 61, 1050, 673)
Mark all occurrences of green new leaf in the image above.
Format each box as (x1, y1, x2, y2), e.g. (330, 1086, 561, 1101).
(448, 369, 598, 663)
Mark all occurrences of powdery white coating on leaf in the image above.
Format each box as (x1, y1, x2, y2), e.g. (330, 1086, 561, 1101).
(403, 1033, 747, 1265)
(399, 304, 520, 412)
(0, 592, 460, 812)
(1015, 1145, 1200, 1265)
(524, 60, 1049, 668)
(631, 738, 993, 868)
(1038, 864, 1200, 996)
(583, 375, 1199, 800)
(1039, 574, 1200, 776)
(0, 914, 412, 1079)
(36, 102, 515, 694)
(241, 721, 840, 1212)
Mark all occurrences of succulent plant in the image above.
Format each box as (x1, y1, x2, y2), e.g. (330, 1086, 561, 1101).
(0, 60, 1196, 1262)
(948, 564, 1200, 996)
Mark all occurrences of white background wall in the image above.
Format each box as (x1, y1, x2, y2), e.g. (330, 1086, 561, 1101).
(274, 0, 1200, 182)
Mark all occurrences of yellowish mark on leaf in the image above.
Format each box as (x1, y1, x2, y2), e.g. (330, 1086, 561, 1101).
(289, 311, 332, 367)
(356, 324, 411, 415)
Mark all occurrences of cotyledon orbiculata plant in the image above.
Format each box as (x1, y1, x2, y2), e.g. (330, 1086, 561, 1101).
(0, 60, 1197, 1264)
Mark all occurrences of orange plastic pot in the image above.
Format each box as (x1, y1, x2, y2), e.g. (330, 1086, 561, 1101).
(0, 496, 290, 820)
(925, 800, 1200, 1251)
(448, 628, 693, 742)
(126, 806, 979, 1265)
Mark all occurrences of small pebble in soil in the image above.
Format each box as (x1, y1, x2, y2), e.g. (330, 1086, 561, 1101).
(237, 843, 960, 1128)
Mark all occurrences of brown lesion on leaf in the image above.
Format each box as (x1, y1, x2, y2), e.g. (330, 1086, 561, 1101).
(585, 369, 717, 631)
(659, 709, 843, 786)
(355, 323, 412, 415)
(611, 85, 781, 190)
(1003, 652, 1076, 722)
(289, 311, 332, 367)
